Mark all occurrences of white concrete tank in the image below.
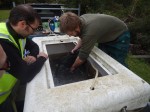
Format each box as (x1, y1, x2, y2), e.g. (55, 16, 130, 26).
(24, 35, 150, 112)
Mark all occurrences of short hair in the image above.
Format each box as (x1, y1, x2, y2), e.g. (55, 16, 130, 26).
(9, 4, 41, 25)
(59, 12, 81, 33)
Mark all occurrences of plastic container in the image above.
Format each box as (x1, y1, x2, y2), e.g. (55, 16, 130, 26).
(54, 16, 60, 32)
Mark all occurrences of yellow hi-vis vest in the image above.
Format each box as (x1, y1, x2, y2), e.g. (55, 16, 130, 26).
(0, 73, 17, 104)
(0, 22, 26, 104)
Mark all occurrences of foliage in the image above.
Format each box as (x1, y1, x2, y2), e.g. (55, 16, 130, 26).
(134, 0, 150, 17)
(128, 15, 150, 53)
(0, 0, 12, 9)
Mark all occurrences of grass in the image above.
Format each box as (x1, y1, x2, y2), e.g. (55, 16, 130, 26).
(127, 54, 150, 84)
(0, 10, 10, 21)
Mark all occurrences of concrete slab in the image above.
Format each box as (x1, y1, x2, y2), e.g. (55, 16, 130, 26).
(24, 35, 150, 112)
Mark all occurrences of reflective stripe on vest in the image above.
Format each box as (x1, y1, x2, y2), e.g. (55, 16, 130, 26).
(0, 73, 17, 104)
(0, 23, 26, 58)
(0, 89, 11, 96)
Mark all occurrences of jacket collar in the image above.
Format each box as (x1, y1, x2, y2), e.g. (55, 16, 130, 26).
(6, 21, 24, 39)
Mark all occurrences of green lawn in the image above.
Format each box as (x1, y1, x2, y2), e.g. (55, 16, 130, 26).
(127, 55, 150, 84)
(0, 10, 10, 21)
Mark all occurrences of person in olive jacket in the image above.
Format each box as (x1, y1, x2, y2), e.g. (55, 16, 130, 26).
(60, 12, 130, 71)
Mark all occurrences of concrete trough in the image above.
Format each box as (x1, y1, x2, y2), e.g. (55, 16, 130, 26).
(24, 35, 150, 112)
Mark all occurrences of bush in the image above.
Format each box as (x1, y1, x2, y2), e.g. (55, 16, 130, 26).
(128, 16, 150, 54)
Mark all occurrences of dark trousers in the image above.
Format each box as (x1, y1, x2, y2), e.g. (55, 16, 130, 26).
(0, 95, 14, 112)
(98, 31, 130, 67)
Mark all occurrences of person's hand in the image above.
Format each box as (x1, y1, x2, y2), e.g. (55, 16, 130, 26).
(70, 56, 85, 72)
(71, 39, 82, 54)
(24, 56, 36, 64)
(70, 66, 76, 72)
(37, 52, 48, 59)
(71, 49, 76, 54)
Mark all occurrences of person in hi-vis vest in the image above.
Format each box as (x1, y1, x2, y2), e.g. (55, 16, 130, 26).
(0, 44, 16, 112)
(0, 4, 48, 112)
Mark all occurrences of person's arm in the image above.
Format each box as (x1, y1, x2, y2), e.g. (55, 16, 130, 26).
(0, 40, 48, 83)
(70, 56, 85, 72)
(71, 39, 82, 53)
(71, 35, 97, 71)
(24, 55, 36, 64)
(23, 38, 40, 64)
(25, 38, 39, 57)
(16, 56, 47, 83)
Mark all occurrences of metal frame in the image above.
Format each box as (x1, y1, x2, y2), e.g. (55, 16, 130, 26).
(33, 4, 81, 16)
